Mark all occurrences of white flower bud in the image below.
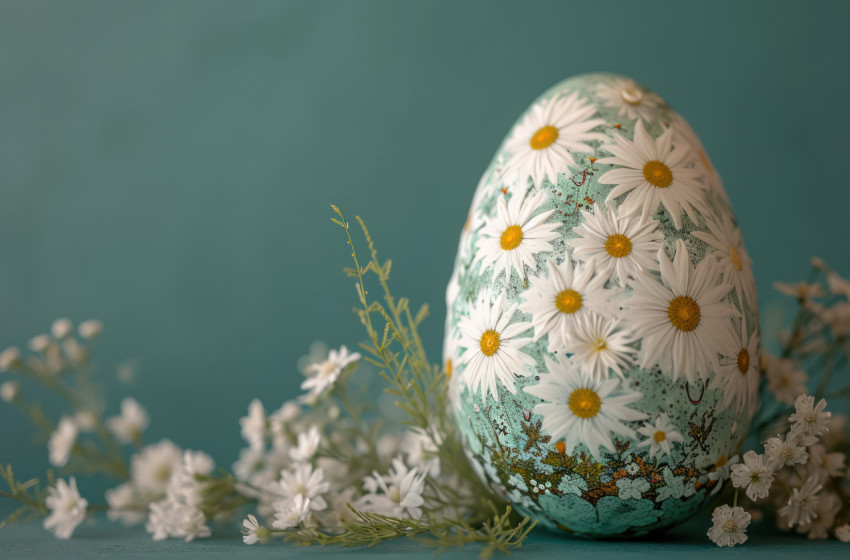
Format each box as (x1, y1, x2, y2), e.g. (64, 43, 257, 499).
(0, 381, 20, 402)
(78, 320, 103, 341)
(28, 334, 53, 353)
(0, 347, 21, 370)
(51, 318, 74, 340)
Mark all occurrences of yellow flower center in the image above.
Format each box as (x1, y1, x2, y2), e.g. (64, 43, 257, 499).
(529, 125, 559, 150)
(722, 519, 739, 533)
(737, 348, 750, 375)
(568, 387, 602, 419)
(729, 246, 743, 271)
(445, 358, 453, 379)
(605, 233, 633, 258)
(643, 160, 673, 188)
(555, 289, 583, 314)
(621, 87, 643, 106)
(667, 296, 701, 332)
(653, 430, 667, 443)
(479, 330, 501, 357)
(593, 338, 608, 352)
(499, 225, 524, 251)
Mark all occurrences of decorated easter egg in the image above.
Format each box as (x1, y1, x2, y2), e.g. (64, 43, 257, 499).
(444, 73, 759, 537)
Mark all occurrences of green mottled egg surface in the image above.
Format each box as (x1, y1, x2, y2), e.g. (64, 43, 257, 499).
(444, 73, 759, 537)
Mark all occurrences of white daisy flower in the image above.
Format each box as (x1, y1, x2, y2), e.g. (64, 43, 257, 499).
(131, 439, 183, 495)
(716, 315, 760, 415)
(48, 416, 78, 467)
(272, 494, 312, 530)
(501, 92, 607, 188)
(774, 281, 823, 301)
(301, 345, 361, 401)
(400, 428, 441, 478)
(764, 355, 808, 405)
(707, 505, 751, 548)
(279, 463, 329, 512)
(43, 477, 88, 540)
(598, 119, 709, 230)
(708, 454, 740, 495)
(474, 189, 559, 282)
(239, 399, 267, 452)
(692, 210, 757, 309)
(730, 450, 775, 501)
(779, 477, 822, 528)
(562, 312, 636, 379)
(523, 355, 646, 456)
(626, 240, 739, 383)
(519, 258, 616, 354)
(289, 425, 321, 463)
(106, 397, 150, 444)
(637, 413, 684, 460)
(242, 514, 270, 544)
(764, 433, 808, 471)
(596, 77, 664, 123)
(670, 113, 731, 206)
(789, 395, 831, 446)
(456, 294, 534, 401)
(356, 457, 427, 520)
(0, 380, 20, 402)
(570, 204, 663, 286)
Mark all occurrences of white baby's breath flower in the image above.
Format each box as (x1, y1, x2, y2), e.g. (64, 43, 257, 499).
(105, 482, 148, 526)
(131, 439, 183, 495)
(301, 346, 361, 401)
(806, 444, 846, 484)
(78, 319, 104, 340)
(1, 380, 20, 402)
(356, 456, 427, 520)
(51, 318, 73, 340)
(240, 399, 267, 452)
(836, 523, 850, 542)
(279, 463, 329, 511)
(0, 347, 22, 370)
(29, 334, 54, 353)
(289, 425, 321, 463)
(764, 355, 808, 405)
(106, 397, 150, 444)
(272, 494, 312, 529)
(707, 505, 750, 548)
(797, 492, 841, 539)
(48, 416, 78, 467)
(146, 499, 210, 542)
(764, 432, 808, 470)
(789, 395, 831, 446)
(72, 410, 97, 432)
(242, 514, 271, 544)
(779, 477, 822, 528)
(400, 428, 441, 478)
(43, 477, 88, 539)
(730, 450, 774, 501)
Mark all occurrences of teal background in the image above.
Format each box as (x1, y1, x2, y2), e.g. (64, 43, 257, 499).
(1, 0, 849, 537)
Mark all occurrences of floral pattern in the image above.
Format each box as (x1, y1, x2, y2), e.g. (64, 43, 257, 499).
(445, 73, 760, 537)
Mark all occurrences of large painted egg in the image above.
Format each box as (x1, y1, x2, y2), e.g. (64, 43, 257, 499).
(444, 73, 759, 537)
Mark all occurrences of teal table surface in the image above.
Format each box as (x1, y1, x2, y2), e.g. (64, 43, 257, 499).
(0, 515, 846, 559)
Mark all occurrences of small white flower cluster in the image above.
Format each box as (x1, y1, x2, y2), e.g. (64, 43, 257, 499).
(234, 344, 466, 545)
(709, 394, 846, 546)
